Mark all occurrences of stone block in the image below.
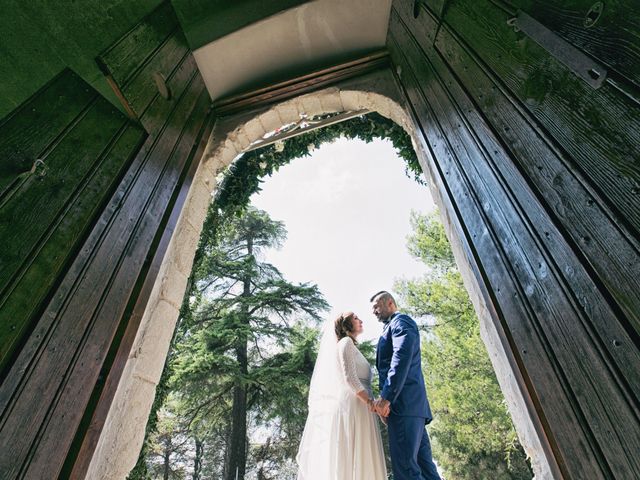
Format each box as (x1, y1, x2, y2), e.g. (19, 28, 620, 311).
(171, 220, 200, 276)
(158, 264, 188, 310)
(243, 116, 267, 144)
(87, 374, 157, 480)
(258, 108, 284, 133)
(274, 101, 301, 125)
(216, 137, 241, 168)
(183, 179, 212, 232)
(317, 88, 344, 113)
(339, 90, 361, 111)
(132, 299, 180, 384)
(227, 126, 252, 153)
(195, 158, 216, 190)
(298, 93, 324, 117)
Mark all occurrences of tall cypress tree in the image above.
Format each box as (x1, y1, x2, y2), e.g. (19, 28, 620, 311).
(171, 207, 328, 480)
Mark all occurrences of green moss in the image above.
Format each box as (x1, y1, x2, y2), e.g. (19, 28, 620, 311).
(0, 0, 163, 120)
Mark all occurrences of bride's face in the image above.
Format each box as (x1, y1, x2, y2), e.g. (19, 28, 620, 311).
(351, 314, 364, 336)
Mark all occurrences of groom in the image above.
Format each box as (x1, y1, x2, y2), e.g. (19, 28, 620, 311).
(371, 291, 441, 480)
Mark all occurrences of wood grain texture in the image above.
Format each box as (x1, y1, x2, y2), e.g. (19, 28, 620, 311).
(213, 51, 390, 116)
(0, 70, 146, 376)
(0, 3, 212, 474)
(432, 23, 640, 338)
(25, 76, 208, 480)
(407, 0, 640, 371)
(510, 0, 640, 88)
(0, 71, 94, 197)
(389, 1, 640, 477)
(388, 26, 595, 477)
(117, 31, 190, 118)
(0, 69, 207, 478)
(99, 1, 178, 88)
(0, 0, 164, 120)
(440, 0, 640, 238)
(98, 1, 191, 123)
(67, 91, 213, 480)
(395, 1, 436, 44)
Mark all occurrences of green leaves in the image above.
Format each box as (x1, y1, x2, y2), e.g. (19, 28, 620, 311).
(407, 210, 455, 271)
(194, 112, 424, 271)
(137, 207, 328, 478)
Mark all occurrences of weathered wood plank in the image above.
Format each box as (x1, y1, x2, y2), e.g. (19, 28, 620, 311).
(438, 0, 640, 238)
(398, 4, 637, 476)
(213, 51, 390, 116)
(117, 30, 190, 119)
(0, 66, 206, 478)
(0, 73, 146, 374)
(390, 5, 640, 477)
(0, 103, 120, 291)
(401, 0, 640, 371)
(0, 124, 145, 376)
(24, 77, 209, 480)
(100, 1, 178, 88)
(139, 53, 200, 129)
(67, 96, 214, 480)
(0, 32, 204, 474)
(432, 23, 640, 335)
(395, 0, 440, 44)
(0, 49, 201, 415)
(421, 0, 447, 20)
(510, 0, 640, 89)
(387, 45, 573, 480)
(0, 71, 94, 200)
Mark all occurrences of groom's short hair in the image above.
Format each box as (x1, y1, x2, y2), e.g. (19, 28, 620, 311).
(370, 290, 396, 305)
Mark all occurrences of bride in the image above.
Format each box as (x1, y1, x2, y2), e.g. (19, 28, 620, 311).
(296, 312, 387, 479)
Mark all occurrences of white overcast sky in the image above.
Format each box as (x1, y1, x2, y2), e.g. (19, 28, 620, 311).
(251, 137, 436, 341)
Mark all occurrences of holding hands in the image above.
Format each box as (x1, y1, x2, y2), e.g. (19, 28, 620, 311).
(372, 397, 390, 418)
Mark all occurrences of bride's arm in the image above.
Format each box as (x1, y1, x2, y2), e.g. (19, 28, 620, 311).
(337, 338, 373, 407)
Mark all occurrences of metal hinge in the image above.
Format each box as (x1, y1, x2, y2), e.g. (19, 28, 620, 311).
(508, 11, 607, 89)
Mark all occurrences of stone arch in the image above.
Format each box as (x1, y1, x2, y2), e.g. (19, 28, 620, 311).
(86, 70, 548, 479)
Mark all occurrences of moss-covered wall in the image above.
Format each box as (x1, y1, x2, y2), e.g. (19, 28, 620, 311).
(0, 0, 318, 121)
(0, 0, 163, 120)
(171, 0, 311, 50)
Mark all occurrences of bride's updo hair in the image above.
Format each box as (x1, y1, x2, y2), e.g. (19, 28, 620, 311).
(335, 312, 356, 343)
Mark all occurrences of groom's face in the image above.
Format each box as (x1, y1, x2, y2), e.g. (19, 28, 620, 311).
(372, 297, 393, 322)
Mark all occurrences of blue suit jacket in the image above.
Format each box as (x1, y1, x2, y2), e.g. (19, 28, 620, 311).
(376, 312, 432, 421)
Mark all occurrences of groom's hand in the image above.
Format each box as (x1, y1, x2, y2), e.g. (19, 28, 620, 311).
(374, 398, 391, 417)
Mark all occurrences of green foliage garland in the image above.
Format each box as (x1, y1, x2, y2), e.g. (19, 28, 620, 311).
(196, 111, 422, 267)
(217, 111, 422, 214)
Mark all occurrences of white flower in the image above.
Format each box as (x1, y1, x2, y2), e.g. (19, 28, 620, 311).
(307, 143, 316, 153)
(274, 140, 285, 152)
(259, 161, 267, 169)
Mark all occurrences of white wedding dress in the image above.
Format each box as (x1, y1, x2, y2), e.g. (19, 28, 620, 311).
(296, 328, 387, 480)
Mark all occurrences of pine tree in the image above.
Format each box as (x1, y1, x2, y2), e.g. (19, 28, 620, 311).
(171, 207, 328, 480)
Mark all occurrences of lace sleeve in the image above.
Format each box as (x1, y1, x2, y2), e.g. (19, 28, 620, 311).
(337, 337, 365, 393)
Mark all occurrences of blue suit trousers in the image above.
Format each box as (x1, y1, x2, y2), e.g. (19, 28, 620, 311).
(387, 415, 441, 480)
